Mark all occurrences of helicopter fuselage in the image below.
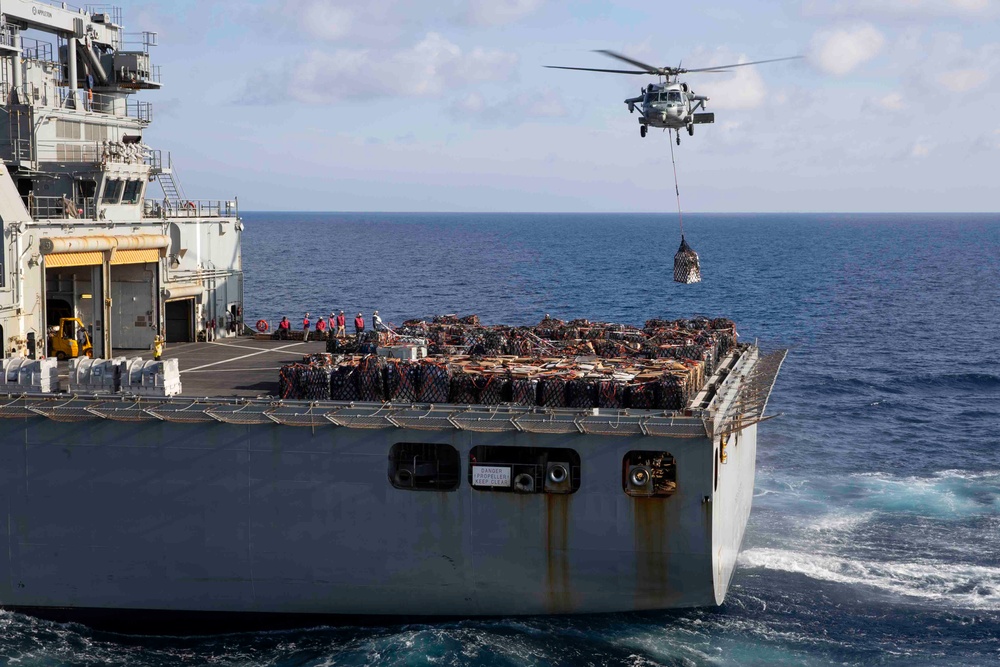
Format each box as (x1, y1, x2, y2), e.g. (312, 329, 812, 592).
(625, 82, 714, 139)
(546, 49, 798, 141)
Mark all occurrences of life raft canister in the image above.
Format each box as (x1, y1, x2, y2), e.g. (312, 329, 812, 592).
(256, 319, 269, 333)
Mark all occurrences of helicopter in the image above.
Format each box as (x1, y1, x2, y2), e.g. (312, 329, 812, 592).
(546, 50, 800, 143)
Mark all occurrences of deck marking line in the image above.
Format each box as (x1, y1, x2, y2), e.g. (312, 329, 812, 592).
(181, 343, 303, 373)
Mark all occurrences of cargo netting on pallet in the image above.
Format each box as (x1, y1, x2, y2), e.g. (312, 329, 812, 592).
(276, 314, 741, 412)
(673, 236, 702, 284)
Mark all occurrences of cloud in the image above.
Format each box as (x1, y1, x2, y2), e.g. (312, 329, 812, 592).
(866, 91, 906, 111)
(908, 138, 933, 158)
(462, 0, 546, 26)
(809, 23, 886, 76)
(802, 0, 996, 20)
(289, 1, 357, 41)
(242, 33, 518, 103)
(696, 65, 768, 110)
(263, 0, 546, 44)
(936, 68, 989, 92)
(887, 32, 1000, 99)
(450, 88, 568, 124)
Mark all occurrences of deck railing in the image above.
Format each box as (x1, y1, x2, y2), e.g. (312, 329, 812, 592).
(143, 199, 239, 219)
(25, 196, 97, 220)
(54, 87, 152, 123)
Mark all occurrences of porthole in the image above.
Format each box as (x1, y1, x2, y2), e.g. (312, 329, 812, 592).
(388, 443, 461, 491)
(623, 450, 677, 497)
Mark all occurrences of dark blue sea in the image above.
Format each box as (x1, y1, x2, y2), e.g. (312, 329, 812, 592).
(3, 212, 998, 666)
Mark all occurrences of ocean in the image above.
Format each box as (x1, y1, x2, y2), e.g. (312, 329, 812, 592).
(2, 212, 998, 666)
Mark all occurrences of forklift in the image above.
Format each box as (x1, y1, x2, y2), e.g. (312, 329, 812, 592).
(47, 317, 94, 360)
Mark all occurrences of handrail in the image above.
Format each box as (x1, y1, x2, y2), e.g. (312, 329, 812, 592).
(0, 24, 18, 50)
(21, 37, 55, 63)
(25, 195, 97, 221)
(0, 393, 711, 438)
(52, 86, 151, 123)
(143, 199, 240, 219)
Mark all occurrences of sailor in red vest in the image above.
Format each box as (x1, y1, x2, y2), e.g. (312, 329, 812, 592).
(315, 315, 327, 340)
(354, 312, 365, 341)
(278, 316, 291, 340)
(328, 312, 337, 336)
(302, 313, 311, 342)
(336, 310, 346, 337)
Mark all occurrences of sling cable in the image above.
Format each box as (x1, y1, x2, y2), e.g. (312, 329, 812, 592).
(669, 129, 701, 284)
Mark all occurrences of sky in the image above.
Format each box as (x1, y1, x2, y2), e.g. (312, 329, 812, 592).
(119, 0, 999, 212)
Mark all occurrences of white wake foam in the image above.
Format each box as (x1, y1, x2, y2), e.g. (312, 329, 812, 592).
(739, 547, 1000, 610)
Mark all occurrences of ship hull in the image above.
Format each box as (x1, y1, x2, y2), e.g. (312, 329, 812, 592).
(0, 414, 757, 620)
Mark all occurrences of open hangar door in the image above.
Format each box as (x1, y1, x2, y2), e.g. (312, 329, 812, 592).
(43, 259, 102, 356)
(38, 235, 168, 357)
(165, 298, 194, 343)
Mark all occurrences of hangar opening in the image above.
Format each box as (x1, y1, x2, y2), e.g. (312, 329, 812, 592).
(40, 234, 167, 357)
(165, 298, 194, 343)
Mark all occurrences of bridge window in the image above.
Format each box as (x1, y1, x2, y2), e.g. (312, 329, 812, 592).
(623, 450, 677, 497)
(101, 179, 123, 204)
(122, 180, 144, 204)
(388, 443, 461, 491)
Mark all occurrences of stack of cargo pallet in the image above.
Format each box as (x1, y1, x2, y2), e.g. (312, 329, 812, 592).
(279, 315, 741, 411)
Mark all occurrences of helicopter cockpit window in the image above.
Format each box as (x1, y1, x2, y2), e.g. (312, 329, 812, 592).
(664, 91, 682, 103)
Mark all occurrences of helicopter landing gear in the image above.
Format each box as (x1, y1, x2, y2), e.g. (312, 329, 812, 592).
(640, 125, 647, 138)
(676, 131, 681, 146)
(687, 123, 694, 137)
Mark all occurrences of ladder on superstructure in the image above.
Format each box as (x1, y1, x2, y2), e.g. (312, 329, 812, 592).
(147, 150, 187, 206)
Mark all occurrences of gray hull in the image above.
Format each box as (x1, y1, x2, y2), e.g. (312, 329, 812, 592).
(0, 412, 756, 618)
(0, 346, 783, 619)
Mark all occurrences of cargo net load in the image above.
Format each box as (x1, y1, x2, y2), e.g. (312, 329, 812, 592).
(673, 236, 701, 284)
(280, 315, 740, 411)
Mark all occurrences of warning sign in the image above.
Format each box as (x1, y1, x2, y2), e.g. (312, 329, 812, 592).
(472, 465, 511, 487)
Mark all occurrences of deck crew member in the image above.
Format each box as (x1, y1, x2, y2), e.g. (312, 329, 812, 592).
(336, 311, 346, 337)
(372, 310, 386, 332)
(328, 312, 337, 336)
(278, 316, 291, 340)
(302, 313, 311, 342)
(354, 312, 365, 341)
(63, 195, 78, 219)
(315, 316, 327, 340)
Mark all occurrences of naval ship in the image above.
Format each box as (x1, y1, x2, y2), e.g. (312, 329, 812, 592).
(0, 3, 785, 629)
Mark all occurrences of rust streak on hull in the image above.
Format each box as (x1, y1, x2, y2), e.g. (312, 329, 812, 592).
(546, 493, 572, 612)
(633, 497, 672, 608)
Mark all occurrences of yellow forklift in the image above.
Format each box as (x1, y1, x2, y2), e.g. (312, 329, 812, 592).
(48, 317, 93, 360)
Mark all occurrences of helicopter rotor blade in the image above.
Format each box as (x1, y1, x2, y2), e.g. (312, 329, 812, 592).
(683, 56, 802, 74)
(544, 65, 649, 75)
(593, 49, 665, 74)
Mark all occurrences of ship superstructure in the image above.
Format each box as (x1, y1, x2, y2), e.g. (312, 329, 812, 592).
(0, 0, 242, 360)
